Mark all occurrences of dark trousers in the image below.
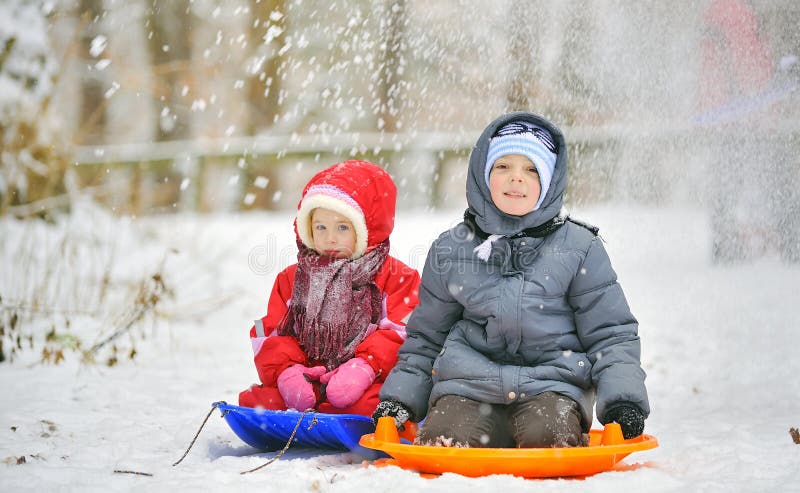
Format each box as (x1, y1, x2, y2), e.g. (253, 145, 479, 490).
(417, 392, 584, 448)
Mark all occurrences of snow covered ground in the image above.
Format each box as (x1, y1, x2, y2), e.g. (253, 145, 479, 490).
(1, 203, 799, 492)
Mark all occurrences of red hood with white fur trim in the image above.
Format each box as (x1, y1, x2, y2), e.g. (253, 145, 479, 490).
(295, 160, 397, 258)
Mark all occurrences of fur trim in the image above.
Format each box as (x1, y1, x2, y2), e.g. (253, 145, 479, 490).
(296, 188, 369, 258)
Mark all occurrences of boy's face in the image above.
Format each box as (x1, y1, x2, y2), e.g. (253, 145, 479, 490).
(488, 154, 541, 216)
(311, 207, 357, 259)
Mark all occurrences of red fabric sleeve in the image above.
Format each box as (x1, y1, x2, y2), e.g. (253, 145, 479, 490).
(377, 257, 421, 327)
(254, 335, 307, 386)
(249, 265, 307, 386)
(353, 257, 420, 380)
(697, 0, 773, 113)
(355, 330, 404, 382)
(248, 266, 297, 338)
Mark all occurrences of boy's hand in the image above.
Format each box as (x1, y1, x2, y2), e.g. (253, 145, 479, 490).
(372, 400, 412, 429)
(603, 404, 645, 439)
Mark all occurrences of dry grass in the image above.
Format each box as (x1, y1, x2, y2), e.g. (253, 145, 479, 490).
(0, 203, 173, 366)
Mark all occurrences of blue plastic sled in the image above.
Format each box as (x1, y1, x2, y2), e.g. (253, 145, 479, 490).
(214, 401, 386, 459)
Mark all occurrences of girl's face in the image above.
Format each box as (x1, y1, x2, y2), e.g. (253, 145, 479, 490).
(488, 154, 541, 216)
(311, 208, 357, 259)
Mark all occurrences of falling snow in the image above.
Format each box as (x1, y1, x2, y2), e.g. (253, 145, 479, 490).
(2, 1, 800, 491)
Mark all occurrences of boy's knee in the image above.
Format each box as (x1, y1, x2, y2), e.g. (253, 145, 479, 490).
(417, 395, 506, 447)
(511, 392, 583, 448)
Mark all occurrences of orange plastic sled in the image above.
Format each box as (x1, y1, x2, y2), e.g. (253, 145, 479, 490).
(360, 417, 658, 478)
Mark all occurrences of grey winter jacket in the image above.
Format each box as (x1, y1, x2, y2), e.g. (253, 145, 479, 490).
(380, 112, 649, 431)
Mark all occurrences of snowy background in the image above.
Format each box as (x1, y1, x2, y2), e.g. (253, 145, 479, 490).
(2, 1, 800, 491)
(2, 203, 799, 491)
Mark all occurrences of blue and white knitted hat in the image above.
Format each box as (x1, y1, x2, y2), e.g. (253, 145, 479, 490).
(484, 121, 558, 211)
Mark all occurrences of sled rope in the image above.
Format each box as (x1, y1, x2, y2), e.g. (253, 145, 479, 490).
(113, 469, 154, 477)
(173, 402, 220, 466)
(239, 409, 313, 475)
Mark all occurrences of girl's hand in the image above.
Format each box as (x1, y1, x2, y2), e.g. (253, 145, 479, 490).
(276, 364, 326, 411)
(320, 358, 376, 408)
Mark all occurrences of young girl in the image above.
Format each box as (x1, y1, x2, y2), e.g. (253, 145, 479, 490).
(239, 160, 420, 416)
(374, 113, 650, 447)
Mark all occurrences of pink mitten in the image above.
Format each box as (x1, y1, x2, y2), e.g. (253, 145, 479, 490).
(277, 364, 327, 411)
(320, 358, 376, 409)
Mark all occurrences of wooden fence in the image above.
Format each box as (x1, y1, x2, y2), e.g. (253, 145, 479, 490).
(67, 123, 800, 214)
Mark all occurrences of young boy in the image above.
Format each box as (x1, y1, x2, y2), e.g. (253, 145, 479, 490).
(373, 113, 650, 447)
(239, 160, 420, 416)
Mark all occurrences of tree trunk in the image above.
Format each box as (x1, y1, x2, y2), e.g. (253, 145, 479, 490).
(242, 0, 286, 211)
(78, 0, 107, 144)
(505, 2, 538, 112)
(377, 0, 407, 132)
(146, 0, 193, 142)
(247, 0, 286, 133)
(142, 0, 193, 213)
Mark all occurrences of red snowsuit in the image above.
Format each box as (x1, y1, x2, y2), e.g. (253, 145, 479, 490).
(238, 160, 421, 416)
(697, 0, 773, 121)
(239, 259, 419, 415)
(694, 0, 796, 263)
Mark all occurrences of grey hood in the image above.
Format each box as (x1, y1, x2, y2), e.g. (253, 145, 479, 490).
(466, 112, 567, 235)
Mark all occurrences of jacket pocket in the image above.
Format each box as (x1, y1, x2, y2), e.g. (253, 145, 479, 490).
(564, 353, 592, 389)
(533, 352, 592, 390)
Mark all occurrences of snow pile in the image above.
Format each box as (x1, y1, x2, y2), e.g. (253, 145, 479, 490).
(0, 205, 799, 492)
(0, 199, 174, 365)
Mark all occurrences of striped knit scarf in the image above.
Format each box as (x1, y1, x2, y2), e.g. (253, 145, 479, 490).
(277, 240, 389, 369)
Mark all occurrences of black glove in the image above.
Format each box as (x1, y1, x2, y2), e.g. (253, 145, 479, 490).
(372, 400, 412, 429)
(603, 404, 645, 439)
